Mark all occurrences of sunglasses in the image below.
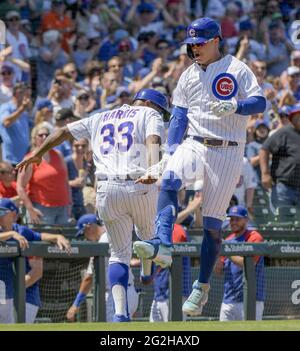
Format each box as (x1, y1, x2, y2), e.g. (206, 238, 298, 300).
(190, 38, 215, 47)
(65, 70, 77, 75)
(78, 95, 89, 100)
(109, 64, 123, 68)
(37, 133, 50, 138)
(8, 17, 20, 22)
(74, 144, 88, 148)
(1, 71, 13, 76)
(0, 169, 13, 174)
(157, 45, 168, 50)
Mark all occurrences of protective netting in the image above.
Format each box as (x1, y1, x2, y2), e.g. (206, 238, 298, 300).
(36, 258, 89, 323)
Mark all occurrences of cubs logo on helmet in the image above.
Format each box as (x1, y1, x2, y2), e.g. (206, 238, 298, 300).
(212, 73, 238, 100)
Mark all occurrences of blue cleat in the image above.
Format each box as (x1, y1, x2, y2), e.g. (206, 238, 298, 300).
(182, 280, 210, 316)
(113, 314, 130, 322)
(133, 240, 172, 269)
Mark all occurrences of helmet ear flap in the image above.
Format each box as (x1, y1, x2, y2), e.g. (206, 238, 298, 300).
(187, 44, 194, 60)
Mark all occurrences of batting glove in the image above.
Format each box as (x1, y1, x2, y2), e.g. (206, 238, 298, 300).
(206, 99, 238, 117)
(136, 153, 170, 184)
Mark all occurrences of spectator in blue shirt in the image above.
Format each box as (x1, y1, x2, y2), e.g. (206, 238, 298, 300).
(0, 82, 31, 166)
(0, 198, 70, 323)
(215, 206, 265, 321)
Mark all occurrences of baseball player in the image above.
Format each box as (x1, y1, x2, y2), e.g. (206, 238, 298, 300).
(133, 17, 266, 316)
(66, 214, 139, 322)
(0, 198, 70, 323)
(16, 88, 167, 322)
(215, 206, 265, 321)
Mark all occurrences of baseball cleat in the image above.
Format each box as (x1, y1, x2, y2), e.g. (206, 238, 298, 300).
(113, 314, 130, 322)
(133, 241, 172, 269)
(182, 280, 210, 316)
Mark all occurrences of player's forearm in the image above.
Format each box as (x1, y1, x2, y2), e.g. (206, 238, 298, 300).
(0, 231, 17, 241)
(146, 135, 162, 168)
(259, 148, 271, 175)
(78, 275, 93, 295)
(25, 269, 43, 288)
(229, 255, 244, 268)
(236, 96, 266, 116)
(40, 233, 63, 243)
(73, 275, 93, 307)
(176, 208, 193, 224)
(167, 106, 188, 154)
(34, 127, 73, 159)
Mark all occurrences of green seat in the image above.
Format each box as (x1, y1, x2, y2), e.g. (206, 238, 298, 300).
(253, 207, 273, 226)
(273, 207, 297, 228)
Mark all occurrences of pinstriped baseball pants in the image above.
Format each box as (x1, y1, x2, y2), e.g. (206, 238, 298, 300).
(96, 181, 158, 266)
(166, 138, 245, 220)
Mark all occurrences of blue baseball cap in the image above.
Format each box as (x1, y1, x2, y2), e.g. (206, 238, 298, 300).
(0, 198, 19, 216)
(254, 120, 269, 129)
(37, 99, 53, 112)
(227, 205, 248, 218)
(76, 214, 104, 237)
(239, 20, 253, 31)
(289, 104, 300, 118)
(137, 3, 155, 13)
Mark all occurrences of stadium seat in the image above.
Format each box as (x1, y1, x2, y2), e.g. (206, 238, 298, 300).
(274, 207, 297, 227)
(253, 207, 274, 227)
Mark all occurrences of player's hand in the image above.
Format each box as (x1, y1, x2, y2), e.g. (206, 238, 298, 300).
(135, 175, 158, 185)
(207, 99, 238, 117)
(261, 173, 273, 190)
(56, 235, 71, 254)
(15, 154, 42, 173)
(135, 154, 170, 185)
(12, 232, 29, 250)
(28, 207, 44, 224)
(66, 305, 79, 322)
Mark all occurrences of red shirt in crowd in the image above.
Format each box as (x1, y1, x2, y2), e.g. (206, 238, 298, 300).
(0, 181, 17, 198)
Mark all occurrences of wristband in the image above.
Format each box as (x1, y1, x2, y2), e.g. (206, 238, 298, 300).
(73, 292, 86, 307)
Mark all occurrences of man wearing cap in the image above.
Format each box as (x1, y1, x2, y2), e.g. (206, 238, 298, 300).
(278, 66, 300, 106)
(260, 105, 300, 208)
(16, 88, 168, 322)
(0, 198, 70, 323)
(215, 205, 265, 321)
(280, 51, 300, 89)
(5, 10, 31, 82)
(246, 120, 270, 184)
(66, 214, 139, 323)
(265, 22, 294, 77)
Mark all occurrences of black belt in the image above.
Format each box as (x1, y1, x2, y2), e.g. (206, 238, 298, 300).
(188, 135, 238, 147)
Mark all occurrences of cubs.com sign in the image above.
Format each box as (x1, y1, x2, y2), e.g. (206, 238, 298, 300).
(212, 73, 238, 100)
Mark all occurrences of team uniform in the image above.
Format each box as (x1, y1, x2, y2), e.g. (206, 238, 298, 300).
(86, 232, 139, 321)
(132, 18, 266, 317)
(67, 94, 166, 321)
(0, 224, 41, 323)
(220, 229, 265, 321)
(169, 54, 263, 219)
(67, 103, 165, 266)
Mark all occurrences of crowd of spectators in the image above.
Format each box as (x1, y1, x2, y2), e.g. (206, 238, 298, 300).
(0, 0, 300, 227)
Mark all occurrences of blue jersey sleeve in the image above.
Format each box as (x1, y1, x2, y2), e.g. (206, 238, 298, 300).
(166, 106, 189, 155)
(236, 96, 266, 116)
(14, 224, 41, 242)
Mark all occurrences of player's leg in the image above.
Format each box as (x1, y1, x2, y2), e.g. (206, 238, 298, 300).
(130, 184, 160, 279)
(183, 146, 244, 316)
(0, 299, 14, 323)
(25, 303, 39, 323)
(134, 141, 201, 267)
(256, 301, 264, 320)
(97, 183, 133, 322)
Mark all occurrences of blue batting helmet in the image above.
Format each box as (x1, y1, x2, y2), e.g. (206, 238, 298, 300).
(133, 88, 170, 120)
(184, 17, 222, 59)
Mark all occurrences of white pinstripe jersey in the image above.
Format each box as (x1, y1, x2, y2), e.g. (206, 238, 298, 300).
(67, 104, 165, 177)
(172, 54, 264, 143)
